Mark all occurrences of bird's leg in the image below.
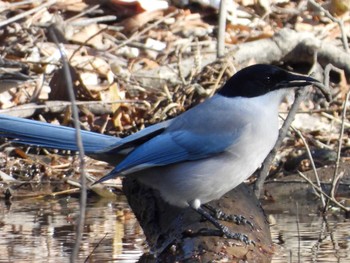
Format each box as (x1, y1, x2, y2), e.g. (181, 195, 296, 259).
(193, 205, 254, 245)
(203, 204, 254, 228)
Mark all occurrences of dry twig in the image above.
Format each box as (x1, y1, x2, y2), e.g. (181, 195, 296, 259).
(292, 127, 326, 207)
(48, 28, 87, 263)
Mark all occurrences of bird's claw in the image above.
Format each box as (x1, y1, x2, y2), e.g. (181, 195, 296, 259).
(221, 226, 255, 245)
(210, 207, 254, 228)
(233, 215, 254, 228)
(195, 205, 255, 245)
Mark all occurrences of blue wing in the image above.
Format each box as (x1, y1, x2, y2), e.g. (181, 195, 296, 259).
(93, 95, 253, 184)
(116, 129, 238, 172)
(95, 122, 243, 184)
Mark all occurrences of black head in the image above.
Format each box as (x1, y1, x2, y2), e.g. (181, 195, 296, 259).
(218, 64, 319, 98)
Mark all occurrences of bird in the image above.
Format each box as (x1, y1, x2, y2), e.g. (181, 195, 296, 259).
(0, 64, 328, 242)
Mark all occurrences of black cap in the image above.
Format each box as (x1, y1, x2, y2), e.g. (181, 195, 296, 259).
(218, 64, 319, 98)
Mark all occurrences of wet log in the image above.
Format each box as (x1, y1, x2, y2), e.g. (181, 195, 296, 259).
(123, 178, 273, 262)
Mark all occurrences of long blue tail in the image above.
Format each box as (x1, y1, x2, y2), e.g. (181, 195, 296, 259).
(0, 115, 120, 154)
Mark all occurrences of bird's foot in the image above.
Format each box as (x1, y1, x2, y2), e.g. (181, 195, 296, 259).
(204, 204, 254, 228)
(193, 205, 255, 245)
(220, 225, 255, 245)
(191, 227, 255, 245)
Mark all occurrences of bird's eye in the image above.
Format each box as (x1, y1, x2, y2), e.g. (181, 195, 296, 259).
(263, 76, 272, 85)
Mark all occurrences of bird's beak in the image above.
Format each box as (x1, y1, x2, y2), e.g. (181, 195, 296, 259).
(281, 73, 331, 102)
(282, 73, 318, 88)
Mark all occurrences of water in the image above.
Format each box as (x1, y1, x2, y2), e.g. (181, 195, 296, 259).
(0, 196, 144, 263)
(269, 211, 350, 262)
(0, 194, 349, 262)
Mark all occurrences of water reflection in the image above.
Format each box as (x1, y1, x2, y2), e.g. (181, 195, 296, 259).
(0, 196, 144, 262)
(267, 209, 350, 262)
(1, 194, 349, 262)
